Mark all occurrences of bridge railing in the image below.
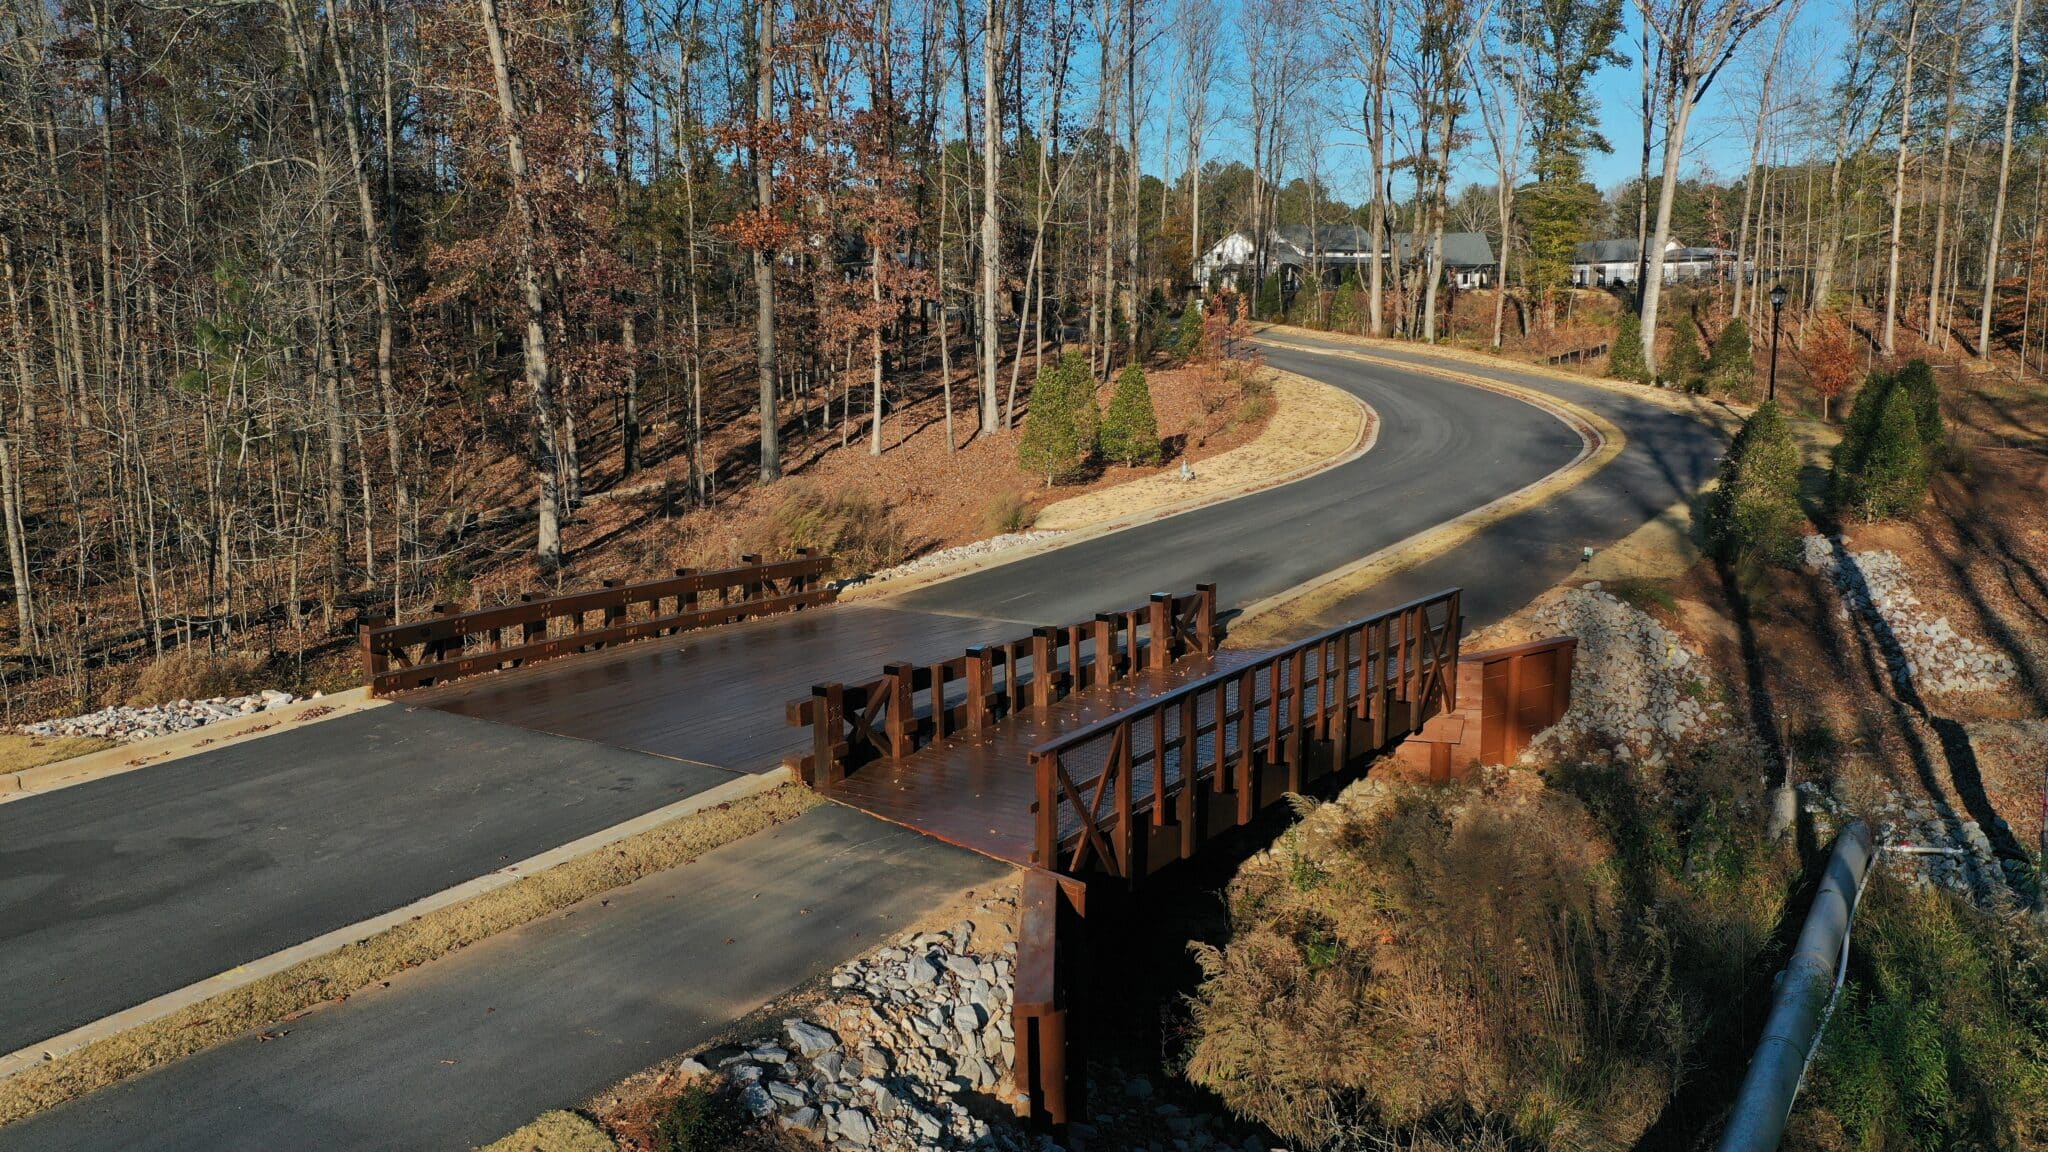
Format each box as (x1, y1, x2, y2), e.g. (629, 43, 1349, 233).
(786, 584, 1217, 784)
(1547, 341, 1611, 366)
(1027, 588, 1460, 879)
(360, 551, 835, 695)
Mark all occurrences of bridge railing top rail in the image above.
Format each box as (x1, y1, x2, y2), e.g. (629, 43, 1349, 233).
(362, 551, 835, 695)
(786, 584, 1218, 784)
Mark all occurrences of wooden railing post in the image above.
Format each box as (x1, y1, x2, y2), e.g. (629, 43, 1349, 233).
(1284, 648, 1305, 779)
(812, 684, 846, 785)
(1031, 751, 1058, 867)
(739, 554, 763, 603)
(1031, 628, 1056, 710)
(1408, 605, 1426, 734)
(928, 663, 951, 741)
(966, 647, 995, 732)
(430, 603, 461, 665)
(1444, 590, 1464, 711)
(1113, 725, 1134, 877)
(1015, 870, 1087, 1127)
(1195, 582, 1217, 653)
(1148, 593, 1172, 670)
(359, 613, 391, 693)
(1234, 669, 1255, 823)
(793, 547, 817, 597)
(1091, 614, 1116, 687)
(519, 593, 545, 646)
(671, 568, 697, 621)
(884, 661, 915, 758)
(1177, 693, 1199, 859)
(600, 580, 625, 638)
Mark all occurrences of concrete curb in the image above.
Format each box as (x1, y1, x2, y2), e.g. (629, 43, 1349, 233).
(0, 688, 386, 805)
(1230, 338, 1628, 642)
(0, 767, 791, 1082)
(841, 366, 1380, 605)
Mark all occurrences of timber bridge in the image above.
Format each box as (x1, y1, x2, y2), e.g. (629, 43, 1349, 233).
(361, 551, 1577, 1126)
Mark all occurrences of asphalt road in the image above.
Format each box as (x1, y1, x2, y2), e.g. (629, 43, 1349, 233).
(0, 805, 1008, 1152)
(0, 708, 735, 1054)
(892, 345, 1585, 622)
(1248, 332, 1727, 628)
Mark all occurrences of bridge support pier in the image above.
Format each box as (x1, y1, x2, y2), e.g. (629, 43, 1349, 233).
(1014, 868, 1089, 1128)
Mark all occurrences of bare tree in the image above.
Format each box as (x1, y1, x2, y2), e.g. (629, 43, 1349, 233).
(1728, 0, 1798, 322)
(1976, 0, 2025, 358)
(1469, 2, 1531, 349)
(980, 0, 1003, 428)
(1325, 0, 1396, 334)
(1633, 0, 1788, 375)
(1175, 0, 1220, 276)
(479, 0, 565, 568)
(1879, 0, 1922, 356)
(754, 0, 782, 481)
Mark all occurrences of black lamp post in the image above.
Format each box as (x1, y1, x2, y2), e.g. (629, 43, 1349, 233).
(1768, 282, 1788, 403)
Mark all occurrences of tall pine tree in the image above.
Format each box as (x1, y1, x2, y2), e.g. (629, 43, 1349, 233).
(1507, 0, 1627, 327)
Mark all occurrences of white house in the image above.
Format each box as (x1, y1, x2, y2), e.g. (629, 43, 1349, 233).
(1571, 239, 1748, 287)
(1195, 226, 1496, 293)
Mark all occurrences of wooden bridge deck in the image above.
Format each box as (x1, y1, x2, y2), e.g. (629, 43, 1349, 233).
(402, 605, 1030, 772)
(797, 588, 1466, 886)
(815, 648, 1264, 866)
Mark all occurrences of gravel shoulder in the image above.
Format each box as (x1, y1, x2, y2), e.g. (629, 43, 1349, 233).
(0, 689, 383, 804)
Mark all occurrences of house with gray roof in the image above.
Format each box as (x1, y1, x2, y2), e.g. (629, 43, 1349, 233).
(1572, 238, 1747, 287)
(1195, 227, 1497, 293)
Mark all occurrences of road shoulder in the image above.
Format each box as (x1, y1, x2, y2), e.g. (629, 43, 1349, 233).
(840, 364, 1377, 603)
(0, 688, 385, 804)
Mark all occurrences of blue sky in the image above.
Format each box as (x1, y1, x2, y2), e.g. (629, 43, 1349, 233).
(1180, 0, 1847, 203)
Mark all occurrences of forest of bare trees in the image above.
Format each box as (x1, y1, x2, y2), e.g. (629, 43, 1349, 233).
(1, 0, 2043, 713)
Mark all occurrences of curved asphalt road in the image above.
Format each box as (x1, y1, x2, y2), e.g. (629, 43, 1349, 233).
(892, 344, 1585, 622)
(1245, 332, 1727, 629)
(0, 339, 1726, 1151)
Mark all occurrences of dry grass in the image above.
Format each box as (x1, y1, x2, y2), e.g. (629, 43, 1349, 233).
(745, 484, 912, 578)
(1185, 774, 1684, 1151)
(479, 1110, 619, 1152)
(125, 647, 271, 706)
(0, 783, 821, 1126)
(0, 733, 115, 774)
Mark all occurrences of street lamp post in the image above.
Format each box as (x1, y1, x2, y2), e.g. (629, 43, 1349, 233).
(1768, 282, 1788, 403)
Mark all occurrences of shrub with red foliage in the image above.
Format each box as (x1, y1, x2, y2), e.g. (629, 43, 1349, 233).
(1803, 311, 1859, 421)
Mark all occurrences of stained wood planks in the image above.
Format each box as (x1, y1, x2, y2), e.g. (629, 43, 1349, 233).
(813, 649, 1262, 866)
(405, 605, 1031, 772)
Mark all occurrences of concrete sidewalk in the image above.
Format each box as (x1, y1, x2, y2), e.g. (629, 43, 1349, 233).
(0, 805, 1009, 1152)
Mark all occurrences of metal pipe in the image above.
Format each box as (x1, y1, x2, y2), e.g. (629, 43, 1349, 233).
(1716, 820, 1876, 1152)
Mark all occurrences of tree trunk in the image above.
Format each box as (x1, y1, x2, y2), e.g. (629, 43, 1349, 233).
(754, 0, 781, 478)
(1926, 19, 1962, 348)
(980, 0, 1002, 432)
(1731, 7, 1792, 322)
(1881, 0, 1921, 357)
(1639, 91, 1695, 376)
(478, 0, 563, 569)
(1977, 0, 2026, 359)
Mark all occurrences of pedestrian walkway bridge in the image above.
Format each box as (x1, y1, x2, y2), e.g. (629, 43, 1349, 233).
(367, 556, 1575, 1131)
(785, 584, 1465, 883)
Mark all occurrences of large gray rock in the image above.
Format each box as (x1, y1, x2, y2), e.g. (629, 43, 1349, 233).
(787, 1019, 840, 1057)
